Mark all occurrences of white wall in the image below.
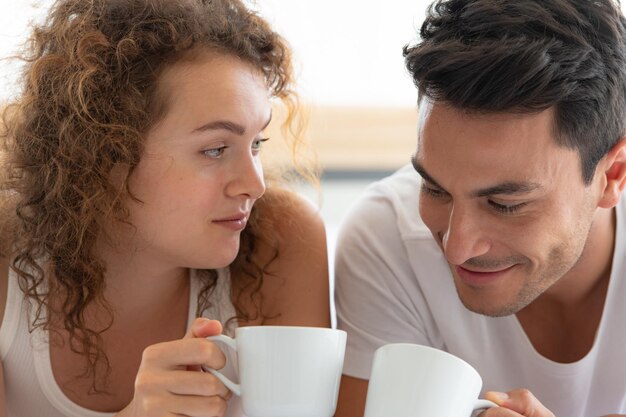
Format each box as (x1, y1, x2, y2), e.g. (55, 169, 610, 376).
(256, 0, 426, 106)
(0, 0, 49, 102)
(4, 0, 626, 106)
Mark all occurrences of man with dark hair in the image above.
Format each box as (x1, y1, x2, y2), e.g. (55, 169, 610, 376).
(333, 1, 626, 416)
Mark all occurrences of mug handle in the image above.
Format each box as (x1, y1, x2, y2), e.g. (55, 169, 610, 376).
(201, 334, 241, 396)
(474, 399, 498, 411)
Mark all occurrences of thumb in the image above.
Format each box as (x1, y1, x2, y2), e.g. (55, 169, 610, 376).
(185, 317, 223, 339)
(485, 391, 510, 408)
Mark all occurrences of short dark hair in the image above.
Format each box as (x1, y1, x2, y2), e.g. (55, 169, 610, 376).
(404, 0, 626, 184)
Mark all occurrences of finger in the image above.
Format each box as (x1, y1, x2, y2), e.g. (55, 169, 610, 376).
(165, 370, 232, 399)
(140, 338, 227, 371)
(478, 407, 522, 417)
(485, 390, 555, 417)
(181, 318, 223, 373)
(184, 318, 223, 339)
(168, 393, 229, 417)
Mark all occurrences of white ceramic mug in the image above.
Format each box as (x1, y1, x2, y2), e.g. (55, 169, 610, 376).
(203, 326, 346, 417)
(364, 343, 497, 417)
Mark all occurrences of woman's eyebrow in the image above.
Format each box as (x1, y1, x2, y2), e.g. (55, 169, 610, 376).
(192, 112, 272, 135)
(193, 120, 246, 135)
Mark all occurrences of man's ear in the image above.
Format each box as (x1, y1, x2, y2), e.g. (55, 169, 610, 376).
(598, 137, 626, 209)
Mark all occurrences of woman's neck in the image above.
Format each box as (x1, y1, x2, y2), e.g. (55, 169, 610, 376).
(93, 234, 191, 319)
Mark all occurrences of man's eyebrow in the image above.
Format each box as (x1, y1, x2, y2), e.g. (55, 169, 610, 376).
(410, 155, 542, 197)
(411, 155, 445, 190)
(472, 182, 542, 198)
(192, 113, 272, 135)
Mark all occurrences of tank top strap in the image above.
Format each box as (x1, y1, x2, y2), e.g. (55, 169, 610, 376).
(0, 268, 23, 359)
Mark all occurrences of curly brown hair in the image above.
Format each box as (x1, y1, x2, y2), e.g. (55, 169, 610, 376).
(0, 0, 312, 392)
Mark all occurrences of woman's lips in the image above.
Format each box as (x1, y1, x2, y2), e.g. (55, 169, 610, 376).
(455, 264, 517, 287)
(212, 214, 248, 231)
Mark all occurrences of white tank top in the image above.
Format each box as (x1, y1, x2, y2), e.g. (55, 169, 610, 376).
(0, 268, 245, 417)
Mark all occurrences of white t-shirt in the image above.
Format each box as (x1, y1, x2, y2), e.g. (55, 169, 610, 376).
(335, 164, 626, 417)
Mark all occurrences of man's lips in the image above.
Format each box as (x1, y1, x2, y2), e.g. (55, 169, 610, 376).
(455, 264, 517, 287)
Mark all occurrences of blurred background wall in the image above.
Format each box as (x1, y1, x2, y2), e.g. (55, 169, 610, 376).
(257, 0, 423, 173)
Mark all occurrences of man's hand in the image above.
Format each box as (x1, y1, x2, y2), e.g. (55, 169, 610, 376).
(478, 389, 555, 417)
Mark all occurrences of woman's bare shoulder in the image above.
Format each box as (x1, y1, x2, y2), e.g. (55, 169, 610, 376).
(257, 187, 325, 244)
(252, 187, 330, 327)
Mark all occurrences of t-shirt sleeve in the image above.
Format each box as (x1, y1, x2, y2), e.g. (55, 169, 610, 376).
(334, 186, 434, 380)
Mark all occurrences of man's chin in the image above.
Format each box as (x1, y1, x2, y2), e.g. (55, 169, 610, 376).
(457, 291, 525, 317)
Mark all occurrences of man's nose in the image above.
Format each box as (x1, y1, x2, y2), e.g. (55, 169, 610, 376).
(441, 205, 491, 265)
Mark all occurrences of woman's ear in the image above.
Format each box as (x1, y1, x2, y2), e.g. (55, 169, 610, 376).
(598, 138, 626, 209)
(109, 162, 131, 191)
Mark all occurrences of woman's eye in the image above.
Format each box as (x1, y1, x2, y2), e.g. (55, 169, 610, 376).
(202, 146, 227, 159)
(488, 200, 527, 214)
(252, 137, 270, 153)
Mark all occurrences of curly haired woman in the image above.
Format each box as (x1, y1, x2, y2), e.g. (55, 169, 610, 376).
(0, 0, 330, 416)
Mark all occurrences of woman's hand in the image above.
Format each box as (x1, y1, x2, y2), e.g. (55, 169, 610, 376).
(478, 389, 555, 417)
(116, 318, 232, 417)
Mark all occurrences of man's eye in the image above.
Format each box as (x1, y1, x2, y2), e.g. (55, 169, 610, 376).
(421, 184, 447, 198)
(488, 200, 527, 214)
